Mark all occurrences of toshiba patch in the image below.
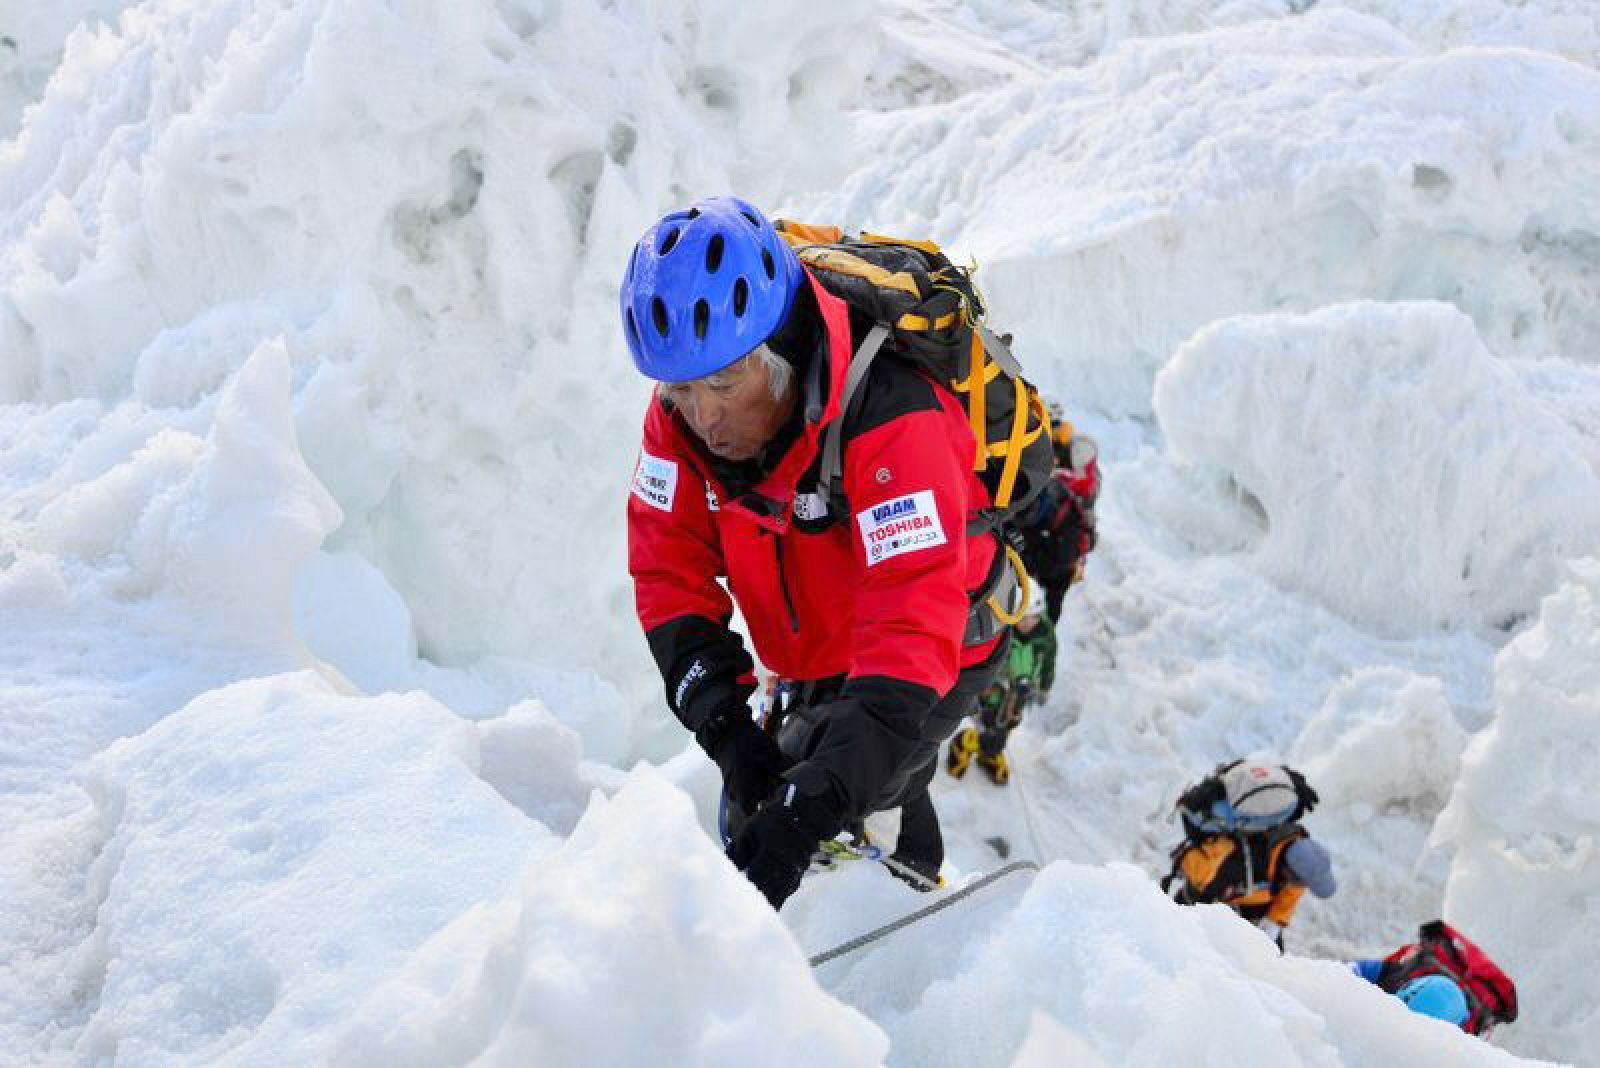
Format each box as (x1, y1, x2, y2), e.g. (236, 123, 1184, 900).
(632, 451, 678, 511)
(856, 490, 947, 567)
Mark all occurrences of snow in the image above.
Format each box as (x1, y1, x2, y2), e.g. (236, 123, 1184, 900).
(2, 0, 1597, 1064)
(1153, 300, 1600, 635)
(72, 672, 553, 1064)
(1438, 560, 1600, 1064)
(332, 773, 887, 1067)
(811, 7, 1600, 419)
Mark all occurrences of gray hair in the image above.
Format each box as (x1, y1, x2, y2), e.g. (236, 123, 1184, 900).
(659, 343, 795, 405)
(750, 342, 794, 401)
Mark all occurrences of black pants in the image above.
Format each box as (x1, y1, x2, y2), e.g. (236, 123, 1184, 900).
(1045, 580, 1068, 624)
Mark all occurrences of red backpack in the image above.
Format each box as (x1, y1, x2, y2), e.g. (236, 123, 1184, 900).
(1378, 921, 1518, 1036)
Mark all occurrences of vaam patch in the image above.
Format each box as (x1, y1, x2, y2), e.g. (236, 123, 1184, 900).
(632, 450, 678, 512)
(855, 490, 946, 567)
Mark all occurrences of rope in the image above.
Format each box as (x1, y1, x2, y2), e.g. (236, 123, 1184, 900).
(1082, 590, 1118, 670)
(1011, 765, 1055, 866)
(808, 860, 1041, 968)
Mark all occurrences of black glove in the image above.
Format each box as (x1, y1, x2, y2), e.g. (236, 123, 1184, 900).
(697, 712, 787, 810)
(727, 782, 842, 910)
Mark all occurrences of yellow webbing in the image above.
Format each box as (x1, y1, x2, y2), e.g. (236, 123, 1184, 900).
(775, 221, 843, 245)
(992, 377, 1032, 508)
(972, 390, 1049, 476)
(987, 545, 1031, 626)
(797, 246, 923, 297)
(965, 332, 987, 471)
(861, 231, 943, 255)
(897, 310, 960, 332)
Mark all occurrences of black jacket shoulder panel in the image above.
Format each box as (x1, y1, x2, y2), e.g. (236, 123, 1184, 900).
(840, 353, 944, 443)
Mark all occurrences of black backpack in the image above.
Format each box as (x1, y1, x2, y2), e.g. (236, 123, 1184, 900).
(774, 221, 1057, 534)
(1019, 472, 1097, 587)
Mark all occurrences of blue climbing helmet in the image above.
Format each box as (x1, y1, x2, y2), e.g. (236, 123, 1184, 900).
(1396, 975, 1469, 1027)
(620, 196, 804, 382)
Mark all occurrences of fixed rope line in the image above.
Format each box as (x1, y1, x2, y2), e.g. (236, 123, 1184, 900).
(1011, 766, 1056, 866)
(1082, 590, 1118, 670)
(808, 860, 1041, 968)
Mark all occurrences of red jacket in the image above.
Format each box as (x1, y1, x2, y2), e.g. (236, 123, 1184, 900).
(628, 273, 1000, 814)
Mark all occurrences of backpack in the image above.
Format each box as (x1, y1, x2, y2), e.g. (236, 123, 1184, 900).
(774, 221, 1057, 537)
(1167, 824, 1309, 916)
(1020, 468, 1099, 588)
(1162, 760, 1321, 909)
(1175, 760, 1319, 838)
(1378, 921, 1518, 1036)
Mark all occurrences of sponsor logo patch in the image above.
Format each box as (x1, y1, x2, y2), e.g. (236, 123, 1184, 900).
(792, 491, 829, 522)
(632, 450, 678, 511)
(675, 659, 706, 710)
(855, 489, 947, 567)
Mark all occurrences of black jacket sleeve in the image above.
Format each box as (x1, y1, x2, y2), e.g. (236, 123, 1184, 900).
(645, 614, 756, 735)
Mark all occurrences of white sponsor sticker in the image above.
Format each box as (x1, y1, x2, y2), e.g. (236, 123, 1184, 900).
(632, 450, 678, 512)
(855, 489, 947, 567)
(792, 491, 829, 522)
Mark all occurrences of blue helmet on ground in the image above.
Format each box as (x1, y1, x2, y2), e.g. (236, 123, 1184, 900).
(1396, 975, 1469, 1027)
(620, 196, 804, 382)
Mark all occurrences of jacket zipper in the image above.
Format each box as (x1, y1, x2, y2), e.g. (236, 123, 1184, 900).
(771, 532, 801, 633)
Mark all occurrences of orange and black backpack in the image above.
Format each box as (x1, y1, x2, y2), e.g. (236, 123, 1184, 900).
(1166, 823, 1309, 918)
(774, 221, 1057, 539)
(1160, 760, 1321, 915)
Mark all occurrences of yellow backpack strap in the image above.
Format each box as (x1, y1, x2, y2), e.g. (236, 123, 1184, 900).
(774, 220, 844, 245)
(970, 327, 1049, 508)
(965, 331, 989, 471)
(860, 231, 944, 256)
(897, 309, 962, 332)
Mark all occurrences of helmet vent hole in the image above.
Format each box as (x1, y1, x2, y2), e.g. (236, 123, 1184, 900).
(705, 235, 725, 272)
(658, 227, 681, 255)
(761, 248, 775, 279)
(732, 278, 750, 317)
(651, 297, 670, 337)
(693, 299, 710, 339)
(741, 210, 760, 228)
(687, 207, 702, 219)
(624, 308, 640, 350)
